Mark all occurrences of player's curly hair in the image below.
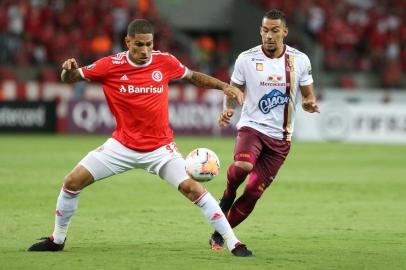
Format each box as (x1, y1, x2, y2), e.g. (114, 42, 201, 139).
(264, 9, 286, 25)
(127, 19, 154, 36)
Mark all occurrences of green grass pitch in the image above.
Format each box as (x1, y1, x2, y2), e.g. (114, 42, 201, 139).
(0, 134, 405, 270)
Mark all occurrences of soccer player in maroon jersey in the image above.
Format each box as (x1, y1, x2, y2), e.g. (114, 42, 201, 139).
(27, 19, 252, 257)
(209, 9, 320, 249)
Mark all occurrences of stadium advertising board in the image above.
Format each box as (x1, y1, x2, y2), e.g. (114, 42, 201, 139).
(66, 100, 116, 133)
(0, 101, 57, 132)
(294, 102, 406, 144)
(169, 101, 238, 136)
(66, 100, 239, 135)
(66, 100, 406, 143)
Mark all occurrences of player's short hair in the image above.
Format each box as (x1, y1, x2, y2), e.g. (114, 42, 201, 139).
(127, 19, 154, 36)
(263, 9, 286, 25)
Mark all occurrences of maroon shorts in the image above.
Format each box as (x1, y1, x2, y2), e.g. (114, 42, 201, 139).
(234, 126, 291, 183)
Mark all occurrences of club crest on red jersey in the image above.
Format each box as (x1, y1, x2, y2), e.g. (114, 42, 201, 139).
(152, 70, 163, 82)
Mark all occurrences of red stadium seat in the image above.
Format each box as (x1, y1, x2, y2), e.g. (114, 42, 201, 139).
(40, 67, 58, 82)
(0, 67, 17, 81)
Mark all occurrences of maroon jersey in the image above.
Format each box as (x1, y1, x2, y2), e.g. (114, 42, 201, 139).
(79, 50, 188, 151)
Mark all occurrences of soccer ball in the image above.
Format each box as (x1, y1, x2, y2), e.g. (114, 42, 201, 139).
(185, 148, 220, 182)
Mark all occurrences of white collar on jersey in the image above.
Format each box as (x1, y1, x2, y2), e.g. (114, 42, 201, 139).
(126, 51, 153, 67)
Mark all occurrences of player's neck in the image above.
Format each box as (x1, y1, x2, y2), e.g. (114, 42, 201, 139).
(262, 44, 286, 59)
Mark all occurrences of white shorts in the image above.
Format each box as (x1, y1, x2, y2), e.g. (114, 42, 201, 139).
(79, 138, 190, 188)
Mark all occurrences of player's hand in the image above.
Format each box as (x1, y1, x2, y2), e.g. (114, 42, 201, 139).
(223, 86, 244, 106)
(302, 98, 320, 113)
(218, 109, 234, 128)
(62, 58, 79, 70)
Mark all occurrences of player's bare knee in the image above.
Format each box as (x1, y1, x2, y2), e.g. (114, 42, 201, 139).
(234, 161, 254, 172)
(63, 174, 82, 191)
(64, 165, 94, 191)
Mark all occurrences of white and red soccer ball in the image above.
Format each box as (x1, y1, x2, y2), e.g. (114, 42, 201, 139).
(185, 148, 220, 182)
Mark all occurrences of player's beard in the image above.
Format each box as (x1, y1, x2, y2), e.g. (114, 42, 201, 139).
(130, 54, 150, 65)
(264, 44, 277, 54)
(263, 38, 277, 52)
(137, 58, 149, 64)
(267, 47, 277, 53)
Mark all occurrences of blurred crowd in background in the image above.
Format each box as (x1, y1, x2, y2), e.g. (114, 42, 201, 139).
(253, 0, 405, 88)
(0, 0, 405, 89)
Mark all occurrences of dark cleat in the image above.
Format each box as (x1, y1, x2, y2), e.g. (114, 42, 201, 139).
(209, 231, 225, 250)
(231, 243, 253, 257)
(219, 196, 235, 215)
(27, 237, 65, 252)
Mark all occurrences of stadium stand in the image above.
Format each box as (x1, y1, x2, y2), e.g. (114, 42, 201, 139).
(0, 0, 405, 88)
(250, 0, 405, 88)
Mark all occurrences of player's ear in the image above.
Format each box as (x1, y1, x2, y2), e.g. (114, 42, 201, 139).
(283, 26, 288, 38)
(125, 36, 131, 49)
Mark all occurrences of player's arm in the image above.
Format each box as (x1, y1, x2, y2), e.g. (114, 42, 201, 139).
(300, 84, 320, 113)
(218, 81, 245, 128)
(60, 58, 83, 83)
(184, 70, 244, 105)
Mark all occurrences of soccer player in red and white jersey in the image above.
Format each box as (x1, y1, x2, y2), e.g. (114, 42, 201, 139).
(209, 9, 320, 249)
(27, 19, 252, 257)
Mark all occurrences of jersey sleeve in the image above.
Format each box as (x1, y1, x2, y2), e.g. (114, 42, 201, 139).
(166, 54, 188, 80)
(230, 54, 245, 85)
(299, 54, 314, 86)
(78, 57, 111, 82)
